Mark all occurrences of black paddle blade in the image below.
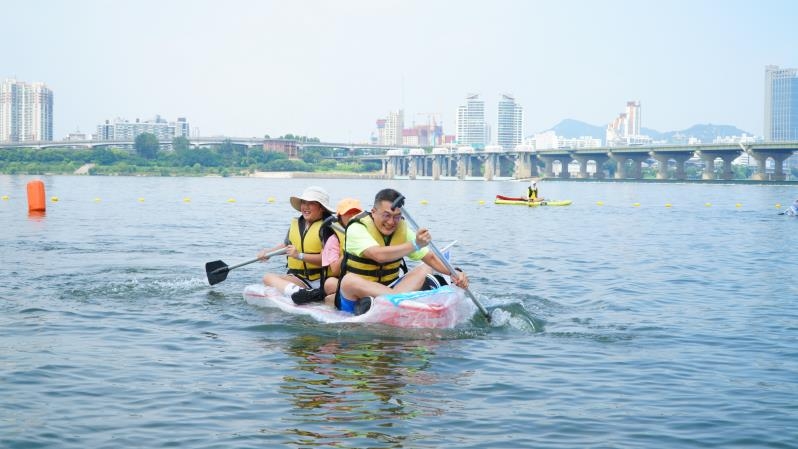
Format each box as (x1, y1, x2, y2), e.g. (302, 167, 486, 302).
(205, 260, 230, 285)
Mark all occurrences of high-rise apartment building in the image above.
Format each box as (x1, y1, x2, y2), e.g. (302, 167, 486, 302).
(606, 100, 649, 146)
(0, 79, 54, 142)
(764, 65, 798, 141)
(625, 100, 641, 137)
(382, 110, 404, 146)
(456, 94, 487, 148)
(497, 94, 523, 150)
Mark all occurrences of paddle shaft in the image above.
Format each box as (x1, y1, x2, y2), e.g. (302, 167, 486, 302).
(214, 247, 288, 274)
(393, 199, 491, 321)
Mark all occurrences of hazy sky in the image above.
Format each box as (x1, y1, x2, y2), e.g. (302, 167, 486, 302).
(3, 0, 796, 142)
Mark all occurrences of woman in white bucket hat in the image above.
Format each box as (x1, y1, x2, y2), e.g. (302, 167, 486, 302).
(258, 186, 337, 303)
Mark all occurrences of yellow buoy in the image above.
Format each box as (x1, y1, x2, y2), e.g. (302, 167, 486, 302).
(420, 199, 428, 205)
(227, 198, 236, 203)
(267, 197, 276, 203)
(1, 195, 8, 200)
(775, 203, 781, 209)
(478, 200, 485, 205)
(93, 197, 101, 202)
(665, 203, 672, 208)
(138, 198, 145, 202)
(735, 203, 742, 208)
(633, 202, 640, 207)
(705, 202, 712, 207)
(50, 196, 59, 202)
(183, 197, 191, 203)
(596, 201, 604, 206)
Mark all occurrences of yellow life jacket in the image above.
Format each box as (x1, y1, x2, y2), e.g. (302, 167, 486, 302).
(333, 223, 346, 258)
(344, 213, 408, 285)
(286, 216, 325, 281)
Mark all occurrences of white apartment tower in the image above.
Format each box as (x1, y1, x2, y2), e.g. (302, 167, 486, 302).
(497, 94, 523, 150)
(382, 110, 404, 146)
(606, 100, 648, 146)
(456, 94, 487, 148)
(0, 79, 54, 142)
(625, 100, 641, 137)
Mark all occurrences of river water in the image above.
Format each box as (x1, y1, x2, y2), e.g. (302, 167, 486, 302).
(1, 174, 796, 448)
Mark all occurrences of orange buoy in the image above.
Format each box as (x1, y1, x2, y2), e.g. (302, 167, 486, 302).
(27, 180, 46, 212)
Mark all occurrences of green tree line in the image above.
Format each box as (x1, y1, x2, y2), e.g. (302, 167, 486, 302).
(0, 134, 381, 176)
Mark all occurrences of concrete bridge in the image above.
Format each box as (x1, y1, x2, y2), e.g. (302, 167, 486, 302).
(379, 142, 798, 181)
(3, 137, 796, 181)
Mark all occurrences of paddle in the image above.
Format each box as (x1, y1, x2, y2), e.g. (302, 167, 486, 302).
(205, 247, 288, 286)
(391, 194, 491, 321)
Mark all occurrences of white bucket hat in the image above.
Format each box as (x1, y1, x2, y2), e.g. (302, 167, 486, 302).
(290, 186, 334, 213)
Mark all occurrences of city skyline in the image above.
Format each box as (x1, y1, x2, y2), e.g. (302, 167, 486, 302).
(3, 0, 797, 142)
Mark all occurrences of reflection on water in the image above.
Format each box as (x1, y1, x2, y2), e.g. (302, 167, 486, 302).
(279, 334, 448, 446)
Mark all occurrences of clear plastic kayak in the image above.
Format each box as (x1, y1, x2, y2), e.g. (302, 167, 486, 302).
(243, 284, 476, 328)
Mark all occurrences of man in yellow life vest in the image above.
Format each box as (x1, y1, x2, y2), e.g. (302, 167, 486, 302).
(338, 188, 469, 315)
(257, 186, 335, 304)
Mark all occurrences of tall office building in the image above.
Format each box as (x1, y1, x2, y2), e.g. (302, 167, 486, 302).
(497, 94, 523, 150)
(456, 94, 487, 148)
(764, 65, 798, 141)
(0, 79, 54, 142)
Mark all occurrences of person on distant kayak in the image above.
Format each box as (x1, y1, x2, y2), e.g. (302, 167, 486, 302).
(257, 186, 336, 304)
(527, 179, 544, 202)
(787, 199, 798, 217)
(337, 188, 469, 315)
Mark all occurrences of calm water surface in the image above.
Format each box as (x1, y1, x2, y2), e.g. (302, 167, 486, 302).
(1, 175, 797, 448)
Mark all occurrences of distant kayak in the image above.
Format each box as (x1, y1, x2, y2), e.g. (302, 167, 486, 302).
(243, 284, 476, 328)
(494, 194, 573, 207)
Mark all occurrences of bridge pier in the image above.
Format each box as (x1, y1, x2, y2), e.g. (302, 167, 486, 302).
(748, 150, 789, 181)
(483, 155, 493, 181)
(699, 152, 718, 180)
(651, 151, 692, 180)
(718, 154, 736, 180)
(512, 153, 539, 179)
(570, 154, 608, 179)
(697, 150, 739, 180)
(609, 152, 648, 179)
(483, 154, 501, 181)
(537, 154, 572, 178)
(456, 155, 470, 179)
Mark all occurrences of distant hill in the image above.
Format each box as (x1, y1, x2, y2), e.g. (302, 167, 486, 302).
(656, 124, 751, 143)
(541, 119, 751, 144)
(545, 119, 605, 140)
